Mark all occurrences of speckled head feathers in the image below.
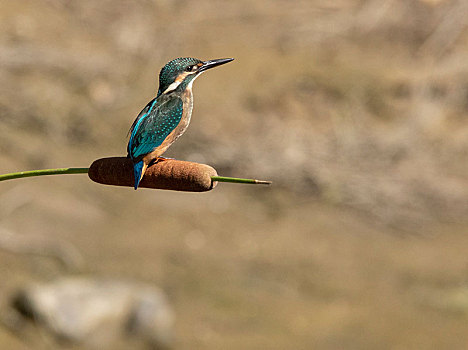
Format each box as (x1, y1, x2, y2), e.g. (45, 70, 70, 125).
(158, 57, 203, 96)
(157, 57, 234, 96)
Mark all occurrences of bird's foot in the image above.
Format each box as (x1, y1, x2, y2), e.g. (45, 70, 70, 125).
(149, 156, 174, 166)
(156, 156, 174, 162)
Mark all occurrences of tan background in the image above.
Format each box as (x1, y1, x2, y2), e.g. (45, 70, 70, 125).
(0, 0, 467, 348)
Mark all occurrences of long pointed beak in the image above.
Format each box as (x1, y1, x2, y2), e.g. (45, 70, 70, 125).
(199, 58, 234, 72)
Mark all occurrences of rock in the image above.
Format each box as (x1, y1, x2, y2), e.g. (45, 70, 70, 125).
(9, 277, 174, 349)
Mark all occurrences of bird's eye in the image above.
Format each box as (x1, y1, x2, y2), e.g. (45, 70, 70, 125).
(186, 65, 194, 72)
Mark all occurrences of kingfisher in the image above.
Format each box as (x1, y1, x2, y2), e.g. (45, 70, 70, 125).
(127, 57, 234, 190)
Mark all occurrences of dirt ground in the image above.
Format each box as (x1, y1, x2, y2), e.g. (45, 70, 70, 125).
(0, 185, 467, 349)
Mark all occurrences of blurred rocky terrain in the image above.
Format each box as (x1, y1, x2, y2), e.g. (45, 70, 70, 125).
(1, 0, 467, 227)
(0, 0, 467, 349)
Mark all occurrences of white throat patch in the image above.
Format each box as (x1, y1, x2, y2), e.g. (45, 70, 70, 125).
(162, 71, 201, 94)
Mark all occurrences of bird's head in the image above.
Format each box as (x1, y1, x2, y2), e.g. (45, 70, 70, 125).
(157, 57, 234, 96)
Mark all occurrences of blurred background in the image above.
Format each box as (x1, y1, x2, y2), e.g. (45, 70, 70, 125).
(0, 0, 467, 348)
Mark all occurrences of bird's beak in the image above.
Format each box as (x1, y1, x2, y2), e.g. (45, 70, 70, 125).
(199, 58, 234, 72)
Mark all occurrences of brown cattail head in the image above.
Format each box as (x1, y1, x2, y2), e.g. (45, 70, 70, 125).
(88, 157, 218, 192)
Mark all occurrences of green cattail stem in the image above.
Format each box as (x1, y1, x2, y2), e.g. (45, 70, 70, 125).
(211, 176, 271, 185)
(0, 168, 89, 182)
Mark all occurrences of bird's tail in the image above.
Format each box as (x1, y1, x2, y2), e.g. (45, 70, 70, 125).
(133, 160, 147, 190)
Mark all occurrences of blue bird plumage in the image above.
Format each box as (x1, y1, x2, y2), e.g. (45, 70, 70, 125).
(127, 57, 234, 189)
(133, 160, 145, 190)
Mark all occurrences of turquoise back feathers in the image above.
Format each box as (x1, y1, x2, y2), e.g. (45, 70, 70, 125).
(127, 96, 183, 159)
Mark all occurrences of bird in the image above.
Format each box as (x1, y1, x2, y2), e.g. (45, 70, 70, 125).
(127, 57, 234, 190)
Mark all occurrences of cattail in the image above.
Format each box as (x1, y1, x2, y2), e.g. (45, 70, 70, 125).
(88, 157, 218, 192)
(0, 158, 271, 190)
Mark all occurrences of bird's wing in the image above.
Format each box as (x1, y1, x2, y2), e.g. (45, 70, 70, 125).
(127, 97, 156, 138)
(127, 95, 184, 160)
